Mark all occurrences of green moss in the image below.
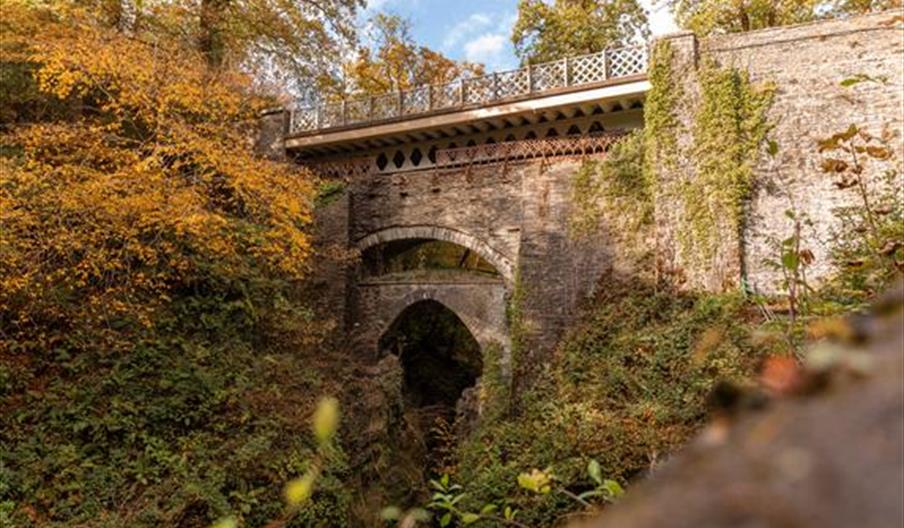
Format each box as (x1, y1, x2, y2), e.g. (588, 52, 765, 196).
(314, 179, 346, 208)
(479, 342, 510, 421)
(506, 268, 526, 391)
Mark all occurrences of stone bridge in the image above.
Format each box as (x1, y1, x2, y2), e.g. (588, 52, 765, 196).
(257, 9, 904, 397)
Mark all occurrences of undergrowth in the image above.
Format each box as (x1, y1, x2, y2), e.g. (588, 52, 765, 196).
(0, 296, 354, 528)
(453, 280, 766, 527)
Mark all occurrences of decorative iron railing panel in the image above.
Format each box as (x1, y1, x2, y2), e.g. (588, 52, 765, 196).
(304, 132, 626, 178)
(433, 132, 625, 167)
(289, 46, 647, 134)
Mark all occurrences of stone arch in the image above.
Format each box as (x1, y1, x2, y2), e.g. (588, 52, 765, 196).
(375, 286, 507, 355)
(355, 226, 515, 283)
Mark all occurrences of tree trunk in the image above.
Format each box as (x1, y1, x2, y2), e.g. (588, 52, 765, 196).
(199, 0, 229, 67)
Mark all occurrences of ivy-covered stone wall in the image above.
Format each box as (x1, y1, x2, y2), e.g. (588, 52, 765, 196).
(648, 9, 904, 293)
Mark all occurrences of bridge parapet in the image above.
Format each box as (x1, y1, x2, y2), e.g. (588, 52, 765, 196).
(289, 46, 647, 136)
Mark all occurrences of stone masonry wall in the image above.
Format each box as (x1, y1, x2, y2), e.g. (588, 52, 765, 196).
(708, 10, 904, 293)
(656, 10, 904, 292)
(347, 156, 651, 388)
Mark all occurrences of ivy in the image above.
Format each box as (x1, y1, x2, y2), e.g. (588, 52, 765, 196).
(643, 39, 682, 193)
(569, 129, 651, 239)
(680, 61, 775, 264)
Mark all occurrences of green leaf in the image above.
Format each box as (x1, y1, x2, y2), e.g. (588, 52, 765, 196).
(480, 504, 498, 515)
(767, 140, 779, 157)
(440, 512, 452, 527)
(587, 459, 602, 484)
(461, 512, 480, 524)
(210, 517, 237, 528)
(602, 479, 625, 499)
(380, 506, 402, 520)
(782, 252, 799, 271)
(312, 397, 340, 444)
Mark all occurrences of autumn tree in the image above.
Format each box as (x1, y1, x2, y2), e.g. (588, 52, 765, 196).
(0, 0, 317, 355)
(340, 13, 483, 97)
(0, 1, 356, 524)
(511, 0, 650, 64)
(57, 0, 362, 96)
(661, 0, 902, 36)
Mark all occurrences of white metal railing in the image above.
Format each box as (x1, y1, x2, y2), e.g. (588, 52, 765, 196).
(289, 45, 648, 134)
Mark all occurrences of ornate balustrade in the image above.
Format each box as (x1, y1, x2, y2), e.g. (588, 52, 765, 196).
(290, 46, 647, 135)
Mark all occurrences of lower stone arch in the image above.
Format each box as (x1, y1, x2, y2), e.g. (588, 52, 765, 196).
(374, 286, 509, 356)
(355, 225, 515, 284)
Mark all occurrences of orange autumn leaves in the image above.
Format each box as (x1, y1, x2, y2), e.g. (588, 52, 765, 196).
(0, 1, 315, 354)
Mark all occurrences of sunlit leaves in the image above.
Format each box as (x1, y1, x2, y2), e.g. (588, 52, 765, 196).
(516, 468, 553, 494)
(284, 472, 317, 507)
(0, 3, 315, 356)
(512, 0, 650, 64)
(664, 0, 900, 36)
(339, 13, 483, 98)
(312, 396, 340, 444)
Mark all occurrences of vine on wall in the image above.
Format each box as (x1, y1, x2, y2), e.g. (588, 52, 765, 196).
(682, 61, 775, 264)
(569, 129, 650, 239)
(643, 40, 682, 192)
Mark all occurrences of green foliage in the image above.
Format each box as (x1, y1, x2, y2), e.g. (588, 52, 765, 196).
(682, 61, 774, 263)
(314, 179, 347, 208)
(762, 208, 816, 341)
(506, 269, 527, 389)
(817, 123, 904, 304)
(455, 280, 764, 526)
(1, 332, 353, 527)
(479, 343, 511, 421)
(570, 129, 650, 238)
(663, 0, 901, 36)
(643, 40, 682, 194)
(511, 0, 649, 64)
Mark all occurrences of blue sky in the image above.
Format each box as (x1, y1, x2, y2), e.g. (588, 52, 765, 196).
(363, 0, 678, 71)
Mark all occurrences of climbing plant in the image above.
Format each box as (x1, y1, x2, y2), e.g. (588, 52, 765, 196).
(681, 60, 775, 266)
(569, 129, 650, 239)
(642, 39, 682, 194)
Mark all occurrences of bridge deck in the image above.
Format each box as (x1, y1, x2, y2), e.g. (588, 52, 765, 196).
(287, 46, 648, 146)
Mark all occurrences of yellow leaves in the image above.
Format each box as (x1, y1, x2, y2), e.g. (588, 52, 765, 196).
(1, 2, 317, 356)
(284, 472, 317, 507)
(312, 396, 340, 444)
(517, 468, 553, 494)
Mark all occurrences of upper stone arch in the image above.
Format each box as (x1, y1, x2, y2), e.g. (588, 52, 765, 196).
(355, 225, 516, 284)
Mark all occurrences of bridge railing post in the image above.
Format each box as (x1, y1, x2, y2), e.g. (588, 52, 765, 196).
(397, 90, 403, 117)
(526, 62, 533, 93)
(460, 79, 466, 106)
(341, 99, 347, 125)
(602, 50, 609, 81)
(563, 57, 570, 86)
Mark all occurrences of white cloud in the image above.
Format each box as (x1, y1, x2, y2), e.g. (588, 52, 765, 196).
(442, 12, 493, 49)
(463, 33, 509, 69)
(640, 0, 679, 35)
